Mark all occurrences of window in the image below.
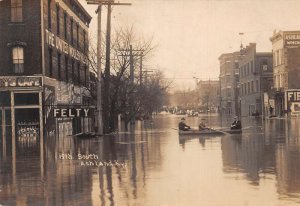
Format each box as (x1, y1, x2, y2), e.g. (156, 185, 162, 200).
(247, 63, 249, 75)
(256, 80, 259, 92)
(77, 62, 80, 84)
(49, 48, 53, 77)
(276, 50, 280, 66)
(251, 81, 254, 93)
(48, 0, 51, 29)
(65, 56, 68, 82)
(247, 82, 250, 94)
(58, 53, 61, 79)
(84, 65, 87, 86)
(64, 12, 67, 39)
(11, 0, 23, 22)
(251, 61, 253, 73)
(83, 30, 86, 53)
(15, 93, 39, 105)
(56, 4, 60, 35)
(76, 24, 79, 48)
(71, 60, 75, 82)
(281, 49, 284, 65)
(71, 18, 74, 45)
(12, 46, 24, 73)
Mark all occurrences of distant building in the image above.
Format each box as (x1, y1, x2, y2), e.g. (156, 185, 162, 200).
(0, 0, 93, 139)
(270, 31, 300, 116)
(218, 52, 240, 117)
(239, 43, 273, 117)
(196, 79, 219, 113)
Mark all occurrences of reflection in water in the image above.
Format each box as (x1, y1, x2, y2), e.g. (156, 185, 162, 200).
(1, 115, 300, 205)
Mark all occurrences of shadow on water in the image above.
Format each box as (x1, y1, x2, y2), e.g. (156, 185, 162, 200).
(1, 114, 300, 205)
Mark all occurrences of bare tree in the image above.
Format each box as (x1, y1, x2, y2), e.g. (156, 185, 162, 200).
(88, 25, 170, 132)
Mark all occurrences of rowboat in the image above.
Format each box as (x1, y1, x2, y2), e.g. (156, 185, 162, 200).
(222, 129, 242, 134)
(178, 129, 225, 135)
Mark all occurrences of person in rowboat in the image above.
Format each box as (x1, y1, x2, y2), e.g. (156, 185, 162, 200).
(198, 119, 210, 131)
(178, 118, 191, 131)
(230, 116, 241, 130)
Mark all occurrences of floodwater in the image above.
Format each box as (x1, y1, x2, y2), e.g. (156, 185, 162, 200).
(1, 114, 300, 205)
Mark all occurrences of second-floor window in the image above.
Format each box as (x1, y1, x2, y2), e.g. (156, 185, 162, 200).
(64, 12, 67, 40)
(12, 46, 24, 73)
(65, 56, 69, 82)
(11, 0, 23, 22)
(58, 53, 61, 79)
(71, 18, 74, 45)
(49, 48, 53, 77)
(56, 4, 60, 35)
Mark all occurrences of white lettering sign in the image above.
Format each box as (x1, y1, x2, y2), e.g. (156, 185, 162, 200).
(45, 29, 88, 65)
(53, 108, 91, 118)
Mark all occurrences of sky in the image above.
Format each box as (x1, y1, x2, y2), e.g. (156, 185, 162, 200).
(79, 0, 300, 90)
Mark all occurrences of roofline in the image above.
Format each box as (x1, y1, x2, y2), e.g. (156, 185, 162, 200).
(73, 0, 92, 23)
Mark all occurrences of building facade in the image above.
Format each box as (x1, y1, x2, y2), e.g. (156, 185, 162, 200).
(0, 0, 93, 141)
(270, 31, 300, 116)
(219, 52, 240, 117)
(196, 79, 220, 113)
(239, 43, 273, 117)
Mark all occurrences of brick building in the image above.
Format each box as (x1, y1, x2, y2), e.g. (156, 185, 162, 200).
(218, 52, 240, 117)
(239, 43, 273, 117)
(270, 31, 300, 116)
(0, 0, 93, 140)
(196, 79, 220, 113)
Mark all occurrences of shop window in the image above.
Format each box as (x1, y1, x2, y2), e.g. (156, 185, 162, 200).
(0, 92, 11, 106)
(14, 93, 39, 105)
(12, 46, 24, 73)
(11, 0, 23, 22)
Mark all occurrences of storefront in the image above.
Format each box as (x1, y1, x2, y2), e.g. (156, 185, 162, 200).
(0, 76, 43, 142)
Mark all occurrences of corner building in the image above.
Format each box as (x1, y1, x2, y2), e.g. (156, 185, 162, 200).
(270, 31, 300, 116)
(0, 0, 93, 140)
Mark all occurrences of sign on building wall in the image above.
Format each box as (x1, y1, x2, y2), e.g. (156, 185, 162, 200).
(0, 76, 42, 88)
(53, 107, 94, 118)
(284, 33, 300, 48)
(285, 90, 300, 115)
(45, 29, 88, 65)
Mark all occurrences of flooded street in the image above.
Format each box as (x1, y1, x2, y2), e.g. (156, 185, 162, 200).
(1, 114, 300, 205)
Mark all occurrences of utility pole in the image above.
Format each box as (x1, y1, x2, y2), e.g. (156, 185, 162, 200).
(97, 5, 103, 135)
(139, 52, 143, 86)
(86, 0, 131, 134)
(119, 46, 144, 125)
